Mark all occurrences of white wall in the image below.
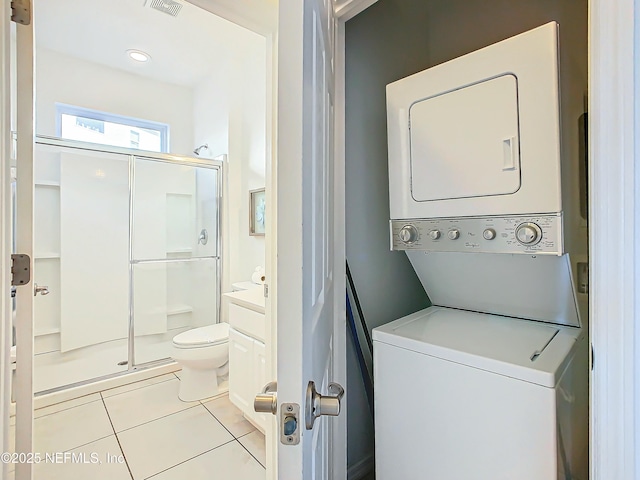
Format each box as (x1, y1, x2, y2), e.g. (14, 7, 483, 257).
(193, 32, 267, 293)
(193, 72, 229, 158)
(227, 36, 267, 289)
(35, 48, 194, 155)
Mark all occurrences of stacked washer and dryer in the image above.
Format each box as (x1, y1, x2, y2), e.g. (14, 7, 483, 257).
(374, 23, 588, 480)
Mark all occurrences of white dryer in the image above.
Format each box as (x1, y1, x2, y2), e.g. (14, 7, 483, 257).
(375, 21, 588, 480)
(387, 22, 563, 225)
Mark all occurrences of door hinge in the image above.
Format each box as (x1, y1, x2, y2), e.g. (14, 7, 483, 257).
(590, 343, 594, 371)
(264, 283, 269, 298)
(11, 0, 31, 25)
(11, 254, 31, 287)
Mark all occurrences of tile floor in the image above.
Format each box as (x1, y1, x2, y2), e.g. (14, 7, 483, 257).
(10, 372, 265, 480)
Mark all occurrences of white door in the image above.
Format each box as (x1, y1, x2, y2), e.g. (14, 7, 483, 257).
(0, 5, 13, 479)
(275, 0, 346, 477)
(2, 3, 36, 480)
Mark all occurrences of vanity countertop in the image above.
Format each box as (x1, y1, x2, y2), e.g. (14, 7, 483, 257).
(223, 286, 265, 314)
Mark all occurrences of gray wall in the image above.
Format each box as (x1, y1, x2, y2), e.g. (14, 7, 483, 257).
(344, 0, 587, 475)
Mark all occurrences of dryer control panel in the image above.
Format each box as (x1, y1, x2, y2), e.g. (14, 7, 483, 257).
(390, 214, 563, 255)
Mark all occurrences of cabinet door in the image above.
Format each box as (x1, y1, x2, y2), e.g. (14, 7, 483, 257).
(228, 328, 255, 415)
(252, 340, 267, 430)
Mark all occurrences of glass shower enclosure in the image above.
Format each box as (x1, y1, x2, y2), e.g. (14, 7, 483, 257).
(31, 136, 222, 394)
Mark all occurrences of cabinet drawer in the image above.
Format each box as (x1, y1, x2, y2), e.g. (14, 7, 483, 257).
(228, 303, 265, 342)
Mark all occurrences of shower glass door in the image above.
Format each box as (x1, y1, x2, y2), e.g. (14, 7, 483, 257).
(33, 142, 130, 392)
(131, 157, 220, 366)
(30, 137, 222, 394)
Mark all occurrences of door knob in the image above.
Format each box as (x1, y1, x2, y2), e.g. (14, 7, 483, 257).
(254, 381, 277, 415)
(305, 381, 345, 429)
(34, 284, 49, 296)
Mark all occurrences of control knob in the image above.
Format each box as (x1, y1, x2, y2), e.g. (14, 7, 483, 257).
(428, 230, 441, 240)
(447, 229, 460, 240)
(483, 228, 496, 240)
(515, 222, 542, 245)
(399, 225, 419, 244)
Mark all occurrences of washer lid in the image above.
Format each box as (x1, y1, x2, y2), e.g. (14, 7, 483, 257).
(173, 323, 229, 347)
(373, 306, 582, 387)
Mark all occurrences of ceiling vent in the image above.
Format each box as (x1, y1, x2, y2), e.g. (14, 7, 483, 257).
(149, 0, 183, 17)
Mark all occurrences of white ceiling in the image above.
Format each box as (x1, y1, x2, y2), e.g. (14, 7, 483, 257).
(34, 0, 266, 88)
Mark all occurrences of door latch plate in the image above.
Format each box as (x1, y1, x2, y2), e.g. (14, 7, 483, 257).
(280, 403, 300, 445)
(11, 254, 30, 287)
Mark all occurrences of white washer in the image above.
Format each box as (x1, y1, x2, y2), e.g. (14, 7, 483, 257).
(373, 307, 588, 480)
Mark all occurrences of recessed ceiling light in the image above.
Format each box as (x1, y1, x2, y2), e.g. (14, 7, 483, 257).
(127, 50, 151, 63)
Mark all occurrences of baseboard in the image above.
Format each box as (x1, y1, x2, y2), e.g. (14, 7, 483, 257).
(348, 453, 374, 480)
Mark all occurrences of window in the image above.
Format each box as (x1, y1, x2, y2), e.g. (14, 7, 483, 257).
(56, 104, 169, 153)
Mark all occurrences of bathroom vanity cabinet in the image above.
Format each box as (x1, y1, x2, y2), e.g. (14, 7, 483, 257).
(224, 289, 268, 432)
(229, 327, 267, 431)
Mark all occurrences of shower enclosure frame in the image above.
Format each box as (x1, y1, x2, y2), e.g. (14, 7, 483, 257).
(33, 135, 224, 396)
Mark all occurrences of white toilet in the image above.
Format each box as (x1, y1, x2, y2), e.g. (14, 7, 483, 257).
(171, 322, 230, 402)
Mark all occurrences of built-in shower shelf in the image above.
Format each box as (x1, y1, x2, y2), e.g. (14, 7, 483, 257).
(35, 181, 60, 187)
(35, 327, 60, 336)
(35, 253, 61, 259)
(167, 305, 193, 316)
(166, 248, 193, 254)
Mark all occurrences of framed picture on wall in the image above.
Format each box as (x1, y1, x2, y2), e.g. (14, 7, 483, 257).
(249, 188, 266, 236)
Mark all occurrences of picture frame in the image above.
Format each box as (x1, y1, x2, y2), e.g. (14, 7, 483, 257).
(249, 188, 266, 236)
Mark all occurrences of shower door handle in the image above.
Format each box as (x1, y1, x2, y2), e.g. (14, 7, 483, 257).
(198, 228, 208, 245)
(34, 284, 49, 296)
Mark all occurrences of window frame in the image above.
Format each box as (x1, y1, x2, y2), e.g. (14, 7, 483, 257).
(55, 103, 170, 153)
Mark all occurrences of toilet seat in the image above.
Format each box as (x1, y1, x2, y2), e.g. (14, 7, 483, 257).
(173, 323, 229, 348)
